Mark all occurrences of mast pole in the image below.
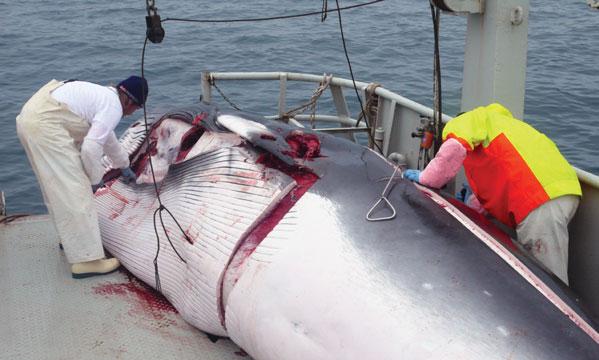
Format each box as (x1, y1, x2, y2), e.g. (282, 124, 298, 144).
(433, 0, 530, 118)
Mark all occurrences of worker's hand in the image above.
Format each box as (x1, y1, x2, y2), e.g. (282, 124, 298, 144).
(456, 183, 473, 203)
(91, 180, 105, 194)
(403, 169, 421, 183)
(121, 167, 137, 184)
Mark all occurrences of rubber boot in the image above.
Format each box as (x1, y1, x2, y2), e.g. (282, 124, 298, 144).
(71, 258, 121, 279)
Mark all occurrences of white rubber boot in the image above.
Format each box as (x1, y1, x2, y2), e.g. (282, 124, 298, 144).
(71, 258, 121, 279)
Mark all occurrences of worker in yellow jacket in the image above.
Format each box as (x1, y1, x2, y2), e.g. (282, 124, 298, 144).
(404, 103, 581, 284)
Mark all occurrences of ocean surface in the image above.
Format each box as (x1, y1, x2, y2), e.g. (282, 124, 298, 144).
(1, 0, 598, 214)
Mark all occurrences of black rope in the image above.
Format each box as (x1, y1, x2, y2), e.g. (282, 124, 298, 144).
(0, 214, 29, 225)
(211, 80, 243, 111)
(161, 0, 384, 24)
(332, 0, 383, 154)
(429, 1, 443, 155)
(321, 0, 329, 22)
(140, 36, 187, 292)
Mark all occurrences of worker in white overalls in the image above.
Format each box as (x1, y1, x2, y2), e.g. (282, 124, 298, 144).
(16, 76, 148, 278)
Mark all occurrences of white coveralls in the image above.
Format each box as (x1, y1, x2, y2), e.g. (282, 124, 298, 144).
(16, 79, 130, 263)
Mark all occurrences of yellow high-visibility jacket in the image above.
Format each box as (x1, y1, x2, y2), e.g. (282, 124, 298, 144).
(443, 103, 581, 228)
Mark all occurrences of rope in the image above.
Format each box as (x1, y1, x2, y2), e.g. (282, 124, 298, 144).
(141, 37, 187, 292)
(210, 77, 243, 111)
(280, 74, 333, 127)
(363, 83, 381, 149)
(0, 214, 29, 225)
(332, 0, 385, 155)
(429, 1, 443, 156)
(321, 0, 329, 22)
(161, 0, 385, 24)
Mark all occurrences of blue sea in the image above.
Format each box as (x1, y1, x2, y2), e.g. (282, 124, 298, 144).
(1, 0, 598, 214)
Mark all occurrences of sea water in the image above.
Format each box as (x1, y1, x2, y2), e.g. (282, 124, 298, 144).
(1, 0, 598, 214)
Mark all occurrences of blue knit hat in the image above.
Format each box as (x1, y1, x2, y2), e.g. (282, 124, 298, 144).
(117, 76, 149, 106)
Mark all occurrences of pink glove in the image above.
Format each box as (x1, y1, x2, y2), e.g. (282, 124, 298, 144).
(419, 138, 467, 188)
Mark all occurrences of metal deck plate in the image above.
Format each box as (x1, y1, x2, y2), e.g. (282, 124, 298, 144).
(0, 215, 247, 359)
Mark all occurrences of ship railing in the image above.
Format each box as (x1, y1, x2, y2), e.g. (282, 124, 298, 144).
(201, 71, 451, 166)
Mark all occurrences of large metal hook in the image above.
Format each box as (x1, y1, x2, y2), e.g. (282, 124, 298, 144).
(366, 165, 401, 221)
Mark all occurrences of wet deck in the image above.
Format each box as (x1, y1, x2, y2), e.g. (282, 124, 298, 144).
(0, 215, 246, 359)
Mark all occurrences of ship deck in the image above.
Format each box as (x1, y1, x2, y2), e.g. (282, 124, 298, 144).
(0, 215, 245, 359)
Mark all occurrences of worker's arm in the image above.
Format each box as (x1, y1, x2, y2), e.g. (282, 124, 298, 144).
(103, 131, 130, 169)
(418, 138, 467, 188)
(81, 136, 106, 185)
(81, 104, 129, 185)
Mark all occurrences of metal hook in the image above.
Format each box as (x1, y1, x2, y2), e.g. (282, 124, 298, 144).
(366, 196, 396, 221)
(366, 165, 401, 221)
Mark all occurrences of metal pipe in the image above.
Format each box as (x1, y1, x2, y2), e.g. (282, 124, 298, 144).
(206, 71, 453, 123)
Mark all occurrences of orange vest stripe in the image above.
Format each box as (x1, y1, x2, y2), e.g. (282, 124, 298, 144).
(442, 103, 581, 228)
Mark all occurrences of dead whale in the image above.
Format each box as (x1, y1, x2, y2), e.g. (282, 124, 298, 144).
(94, 103, 599, 359)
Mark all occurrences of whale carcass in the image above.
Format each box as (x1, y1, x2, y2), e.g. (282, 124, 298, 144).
(94, 103, 599, 359)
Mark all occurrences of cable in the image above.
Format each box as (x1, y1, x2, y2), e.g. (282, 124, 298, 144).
(321, 0, 329, 22)
(140, 37, 188, 292)
(0, 214, 29, 225)
(429, 1, 443, 155)
(161, 0, 384, 24)
(333, 0, 383, 154)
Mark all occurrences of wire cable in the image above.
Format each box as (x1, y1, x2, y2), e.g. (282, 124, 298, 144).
(140, 37, 188, 292)
(161, 0, 384, 24)
(333, 0, 383, 154)
(429, 1, 443, 155)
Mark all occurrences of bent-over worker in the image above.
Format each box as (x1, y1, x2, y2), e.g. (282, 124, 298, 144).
(16, 76, 148, 278)
(403, 103, 581, 285)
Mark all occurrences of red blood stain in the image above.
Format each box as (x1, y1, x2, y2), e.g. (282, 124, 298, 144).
(240, 170, 317, 255)
(176, 126, 204, 162)
(192, 112, 207, 125)
(93, 271, 178, 320)
(109, 187, 130, 204)
(219, 149, 319, 325)
(183, 229, 195, 245)
(233, 170, 264, 180)
(283, 131, 320, 159)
